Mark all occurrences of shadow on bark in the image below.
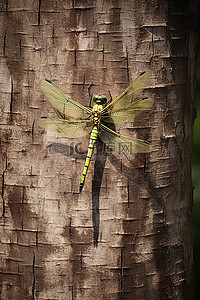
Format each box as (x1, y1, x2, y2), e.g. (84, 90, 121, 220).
(92, 139, 106, 246)
(48, 141, 106, 246)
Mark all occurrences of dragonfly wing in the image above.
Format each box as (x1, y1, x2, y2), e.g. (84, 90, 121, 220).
(101, 71, 151, 114)
(101, 97, 154, 123)
(99, 124, 152, 153)
(39, 79, 92, 119)
(37, 117, 93, 138)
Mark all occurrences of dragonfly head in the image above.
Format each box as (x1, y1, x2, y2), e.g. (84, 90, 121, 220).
(92, 94, 107, 104)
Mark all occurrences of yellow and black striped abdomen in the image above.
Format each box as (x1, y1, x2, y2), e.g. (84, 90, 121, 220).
(79, 125, 99, 192)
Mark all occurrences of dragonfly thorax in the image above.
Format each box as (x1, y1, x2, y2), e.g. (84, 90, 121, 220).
(92, 103, 104, 125)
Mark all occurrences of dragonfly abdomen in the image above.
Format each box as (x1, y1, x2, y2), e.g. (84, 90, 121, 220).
(79, 125, 99, 192)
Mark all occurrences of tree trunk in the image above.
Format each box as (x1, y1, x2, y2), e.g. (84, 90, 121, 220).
(0, 0, 198, 299)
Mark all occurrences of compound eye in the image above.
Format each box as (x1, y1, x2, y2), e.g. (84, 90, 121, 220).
(100, 95, 107, 104)
(92, 95, 99, 102)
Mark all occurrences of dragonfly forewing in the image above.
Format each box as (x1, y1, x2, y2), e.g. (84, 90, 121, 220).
(101, 71, 152, 114)
(40, 79, 92, 119)
(101, 97, 154, 123)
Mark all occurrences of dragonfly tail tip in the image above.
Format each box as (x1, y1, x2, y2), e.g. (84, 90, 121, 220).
(79, 183, 84, 193)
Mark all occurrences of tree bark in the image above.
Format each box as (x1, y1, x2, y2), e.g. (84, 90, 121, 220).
(0, 0, 198, 299)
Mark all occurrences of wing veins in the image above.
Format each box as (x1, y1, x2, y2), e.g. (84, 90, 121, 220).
(40, 79, 92, 119)
(37, 117, 92, 138)
(101, 71, 151, 115)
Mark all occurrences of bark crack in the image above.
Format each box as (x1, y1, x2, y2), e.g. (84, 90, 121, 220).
(52, 24, 54, 39)
(38, 0, 41, 26)
(1, 154, 7, 218)
(80, 251, 83, 268)
(32, 120, 35, 142)
(82, 73, 85, 90)
(71, 285, 74, 299)
(10, 79, 13, 116)
(3, 29, 7, 57)
(69, 216, 72, 236)
(5, 0, 8, 12)
(126, 49, 129, 82)
(74, 48, 77, 64)
(36, 229, 38, 248)
(120, 247, 124, 299)
(32, 253, 36, 300)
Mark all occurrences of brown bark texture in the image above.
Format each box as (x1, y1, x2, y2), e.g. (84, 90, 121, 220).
(0, 0, 198, 299)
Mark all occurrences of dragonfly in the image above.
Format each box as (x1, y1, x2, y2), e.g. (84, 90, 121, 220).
(37, 71, 154, 192)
